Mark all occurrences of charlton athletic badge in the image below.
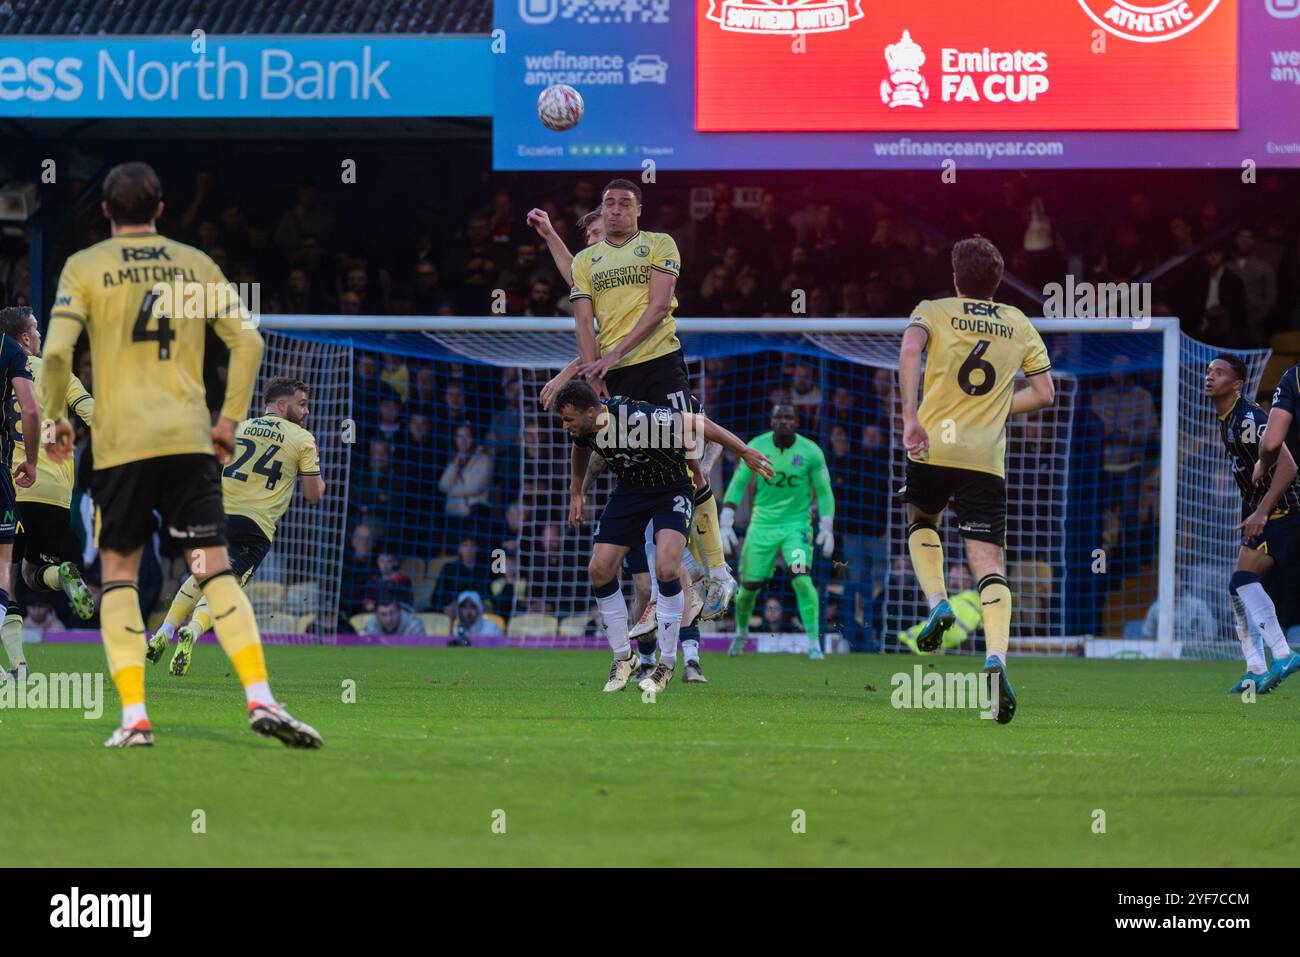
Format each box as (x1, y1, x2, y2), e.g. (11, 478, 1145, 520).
(1075, 0, 1221, 42)
(705, 0, 864, 35)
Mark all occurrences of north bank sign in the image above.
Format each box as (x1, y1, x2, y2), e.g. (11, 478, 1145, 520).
(0, 36, 491, 117)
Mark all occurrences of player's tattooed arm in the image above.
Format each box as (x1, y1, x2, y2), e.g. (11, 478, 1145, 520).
(681, 412, 775, 482)
(569, 443, 593, 527)
(580, 450, 607, 494)
(1243, 442, 1298, 540)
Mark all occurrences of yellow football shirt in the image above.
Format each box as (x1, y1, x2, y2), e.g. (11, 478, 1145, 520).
(907, 297, 1051, 478)
(39, 232, 264, 470)
(10, 355, 93, 508)
(569, 229, 682, 370)
(221, 413, 321, 542)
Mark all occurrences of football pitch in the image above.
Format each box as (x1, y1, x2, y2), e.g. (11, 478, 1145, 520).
(7, 645, 1298, 867)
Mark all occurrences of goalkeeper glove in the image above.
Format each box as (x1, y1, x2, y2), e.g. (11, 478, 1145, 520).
(720, 507, 739, 556)
(816, 516, 835, 558)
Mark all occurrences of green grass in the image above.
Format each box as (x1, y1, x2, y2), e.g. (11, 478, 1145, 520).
(5, 644, 1298, 866)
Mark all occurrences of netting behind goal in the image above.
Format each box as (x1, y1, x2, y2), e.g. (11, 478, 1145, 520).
(245, 330, 354, 637)
(258, 317, 1267, 659)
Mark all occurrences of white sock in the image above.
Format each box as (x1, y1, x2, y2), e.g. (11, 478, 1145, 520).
(122, 702, 148, 727)
(656, 587, 684, 666)
(927, 593, 946, 611)
(1, 613, 24, 668)
(681, 638, 700, 663)
(1230, 593, 1267, 674)
(244, 680, 275, 708)
(155, 621, 176, 642)
(597, 590, 631, 659)
(1236, 581, 1290, 662)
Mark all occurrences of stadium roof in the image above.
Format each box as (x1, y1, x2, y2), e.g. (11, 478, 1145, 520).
(0, 0, 490, 35)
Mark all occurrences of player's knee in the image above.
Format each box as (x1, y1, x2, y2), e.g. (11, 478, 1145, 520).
(1229, 570, 1259, 593)
(588, 555, 618, 586)
(653, 557, 680, 582)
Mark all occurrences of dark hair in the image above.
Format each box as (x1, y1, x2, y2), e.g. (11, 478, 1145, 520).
(576, 209, 602, 231)
(602, 179, 642, 205)
(0, 305, 34, 339)
(951, 235, 1004, 300)
(1214, 352, 1248, 383)
(103, 162, 163, 226)
(554, 379, 601, 413)
(264, 376, 307, 404)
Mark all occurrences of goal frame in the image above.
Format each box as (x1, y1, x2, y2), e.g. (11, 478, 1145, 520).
(261, 315, 1181, 658)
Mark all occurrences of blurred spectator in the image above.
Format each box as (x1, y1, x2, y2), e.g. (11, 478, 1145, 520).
(452, 591, 503, 644)
(275, 183, 335, 251)
(362, 598, 425, 637)
(1229, 227, 1278, 333)
(342, 522, 378, 614)
(1191, 244, 1249, 345)
(1090, 356, 1155, 577)
(364, 550, 414, 610)
(434, 537, 494, 616)
(489, 551, 527, 619)
(439, 423, 494, 544)
(380, 355, 410, 403)
(761, 596, 794, 634)
(354, 439, 401, 533)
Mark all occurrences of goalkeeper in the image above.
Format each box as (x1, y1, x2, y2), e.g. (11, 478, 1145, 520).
(720, 404, 834, 660)
(898, 564, 981, 655)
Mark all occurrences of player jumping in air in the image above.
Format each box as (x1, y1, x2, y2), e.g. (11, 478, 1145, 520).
(1204, 354, 1300, 693)
(897, 236, 1055, 725)
(0, 306, 96, 681)
(555, 379, 772, 694)
(147, 376, 325, 676)
(530, 201, 716, 682)
(532, 181, 737, 626)
(0, 308, 42, 682)
(40, 161, 321, 748)
(720, 404, 835, 660)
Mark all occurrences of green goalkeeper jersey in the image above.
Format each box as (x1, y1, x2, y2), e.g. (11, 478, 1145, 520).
(724, 431, 834, 527)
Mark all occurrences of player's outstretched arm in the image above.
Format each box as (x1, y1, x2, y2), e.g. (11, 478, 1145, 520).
(1243, 442, 1298, 540)
(540, 357, 584, 410)
(898, 324, 929, 454)
(1010, 369, 1056, 415)
(685, 413, 774, 482)
(1256, 404, 1292, 480)
(209, 284, 266, 463)
(526, 208, 576, 287)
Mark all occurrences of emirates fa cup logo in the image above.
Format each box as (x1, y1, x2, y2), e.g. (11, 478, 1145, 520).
(706, 0, 864, 35)
(880, 30, 928, 108)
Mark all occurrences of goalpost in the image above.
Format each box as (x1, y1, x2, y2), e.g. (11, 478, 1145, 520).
(257, 315, 1269, 660)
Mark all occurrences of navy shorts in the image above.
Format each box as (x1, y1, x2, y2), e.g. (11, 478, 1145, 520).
(0, 469, 16, 545)
(595, 482, 694, 553)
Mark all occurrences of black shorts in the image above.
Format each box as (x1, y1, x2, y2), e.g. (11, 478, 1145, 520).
(14, 501, 82, 568)
(900, 459, 1007, 546)
(92, 454, 227, 553)
(605, 349, 701, 413)
(595, 481, 694, 552)
(1248, 510, 1300, 566)
(227, 513, 273, 585)
(0, 469, 16, 545)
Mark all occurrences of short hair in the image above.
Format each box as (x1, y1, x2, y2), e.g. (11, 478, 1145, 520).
(602, 179, 642, 205)
(264, 376, 308, 404)
(103, 162, 163, 226)
(1214, 353, 1248, 383)
(0, 305, 34, 339)
(576, 209, 602, 231)
(554, 379, 601, 413)
(951, 235, 1005, 300)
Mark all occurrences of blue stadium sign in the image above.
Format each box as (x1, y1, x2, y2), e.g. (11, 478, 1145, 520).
(0, 36, 491, 117)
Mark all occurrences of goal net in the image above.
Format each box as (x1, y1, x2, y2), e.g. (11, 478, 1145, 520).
(258, 315, 1273, 660)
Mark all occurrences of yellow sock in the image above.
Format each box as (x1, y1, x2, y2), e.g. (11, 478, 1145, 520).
(1, 611, 24, 668)
(101, 582, 147, 721)
(39, 564, 61, 591)
(190, 597, 213, 636)
(164, 576, 204, 631)
(199, 571, 268, 688)
(977, 573, 1012, 658)
(691, 487, 726, 571)
(907, 521, 947, 602)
